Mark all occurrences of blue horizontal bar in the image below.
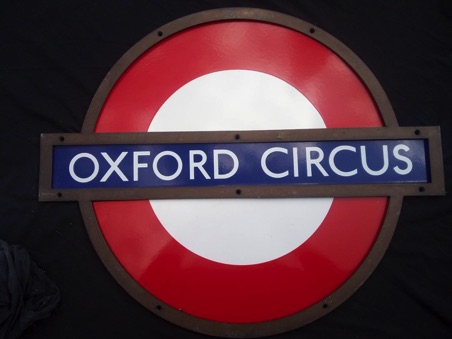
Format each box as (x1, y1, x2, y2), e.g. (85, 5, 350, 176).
(52, 139, 428, 189)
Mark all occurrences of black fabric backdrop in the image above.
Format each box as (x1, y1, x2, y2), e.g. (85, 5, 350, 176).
(1, 0, 451, 338)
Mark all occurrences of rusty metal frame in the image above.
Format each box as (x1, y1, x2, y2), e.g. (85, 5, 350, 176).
(38, 7, 445, 338)
(39, 126, 444, 202)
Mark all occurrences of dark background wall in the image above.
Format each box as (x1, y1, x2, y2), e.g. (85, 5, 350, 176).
(1, 1, 451, 338)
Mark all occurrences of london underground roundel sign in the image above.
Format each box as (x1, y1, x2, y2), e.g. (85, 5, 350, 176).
(39, 8, 444, 338)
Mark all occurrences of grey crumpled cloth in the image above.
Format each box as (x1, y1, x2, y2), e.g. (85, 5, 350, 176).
(0, 240, 60, 339)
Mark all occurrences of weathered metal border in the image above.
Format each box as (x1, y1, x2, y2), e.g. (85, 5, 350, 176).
(38, 7, 445, 338)
(39, 126, 444, 201)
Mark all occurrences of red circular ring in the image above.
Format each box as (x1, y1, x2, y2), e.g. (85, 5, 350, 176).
(92, 21, 387, 323)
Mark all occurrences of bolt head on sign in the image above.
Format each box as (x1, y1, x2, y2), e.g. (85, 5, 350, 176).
(39, 8, 444, 338)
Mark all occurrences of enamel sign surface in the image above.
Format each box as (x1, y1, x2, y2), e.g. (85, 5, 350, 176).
(39, 8, 444, 338)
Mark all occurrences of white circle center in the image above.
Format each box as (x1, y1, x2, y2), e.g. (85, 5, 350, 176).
(148, 70, 332, 265)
